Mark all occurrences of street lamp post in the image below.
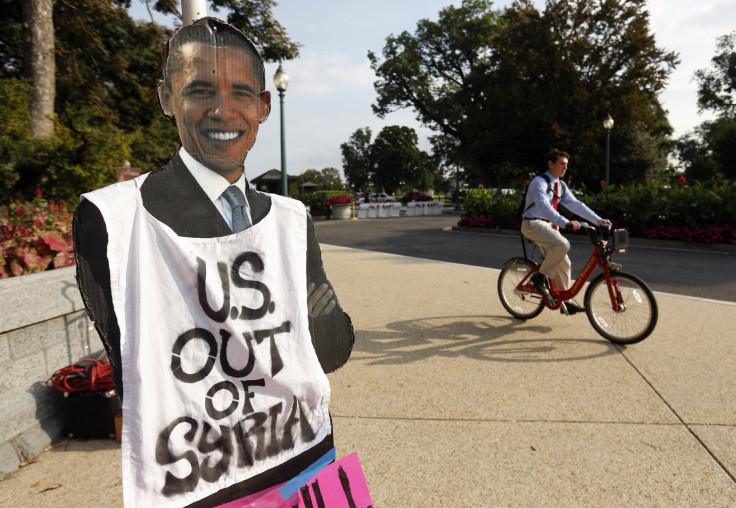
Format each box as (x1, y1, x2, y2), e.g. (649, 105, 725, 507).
(373, 162, 379, 196)
(603, 114, 614, 186)
(274, 65, 289, 196)
(454, 139, 461, 212)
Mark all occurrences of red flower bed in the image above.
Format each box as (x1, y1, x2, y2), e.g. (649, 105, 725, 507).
(458, 215, 495, 228)
(459, 214, 736, 245)
(328, 195, 353, 205)
(638, 223, 736, 244)
(1, 193, 76, 278)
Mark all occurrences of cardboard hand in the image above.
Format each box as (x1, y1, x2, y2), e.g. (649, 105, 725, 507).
(308, 282, 336, 318)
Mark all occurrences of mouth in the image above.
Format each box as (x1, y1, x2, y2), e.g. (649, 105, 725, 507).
(202, 129, 244, 142)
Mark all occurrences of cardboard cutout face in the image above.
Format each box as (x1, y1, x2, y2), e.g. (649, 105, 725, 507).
(159, 37, 271, 182)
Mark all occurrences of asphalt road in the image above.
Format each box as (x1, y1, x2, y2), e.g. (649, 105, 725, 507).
(313, 213, 736, 303)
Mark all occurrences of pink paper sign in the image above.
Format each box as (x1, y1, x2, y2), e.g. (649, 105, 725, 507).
(296, 453, 373, 508)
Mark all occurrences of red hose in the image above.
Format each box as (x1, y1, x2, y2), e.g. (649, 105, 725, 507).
(45, 358, 115, 392)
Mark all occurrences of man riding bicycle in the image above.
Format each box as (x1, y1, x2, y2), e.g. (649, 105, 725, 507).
(521, 149, 612, 315)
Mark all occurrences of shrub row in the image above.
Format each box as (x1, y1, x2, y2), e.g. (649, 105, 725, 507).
(459, 181, 736, 244)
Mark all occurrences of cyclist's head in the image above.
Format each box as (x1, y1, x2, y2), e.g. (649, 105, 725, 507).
(547, 148, 569, 178)
(547, 148, 570, 164)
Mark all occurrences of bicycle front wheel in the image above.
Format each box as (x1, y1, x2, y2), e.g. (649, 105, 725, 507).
(498, 257, 545, 319)
(584, 272, 658, 344)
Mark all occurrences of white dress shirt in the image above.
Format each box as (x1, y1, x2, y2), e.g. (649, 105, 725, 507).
(178, 148, 253, 231)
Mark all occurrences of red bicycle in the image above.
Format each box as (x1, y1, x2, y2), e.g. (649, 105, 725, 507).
(497, 224, 658, 344)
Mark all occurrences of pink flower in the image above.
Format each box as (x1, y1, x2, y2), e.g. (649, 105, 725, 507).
(600, 180, 606, 187)
(35, 187, 43, 197)
(678, 176, 686, 186)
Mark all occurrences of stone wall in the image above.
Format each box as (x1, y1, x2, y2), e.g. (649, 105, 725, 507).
(0, 266, 98, 479)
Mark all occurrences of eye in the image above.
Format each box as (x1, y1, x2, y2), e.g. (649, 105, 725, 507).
(188, 88, 213, 97)
(233, 90, 255, 99)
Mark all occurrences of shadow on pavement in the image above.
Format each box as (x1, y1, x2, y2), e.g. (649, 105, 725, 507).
(353, 314, 619, 365)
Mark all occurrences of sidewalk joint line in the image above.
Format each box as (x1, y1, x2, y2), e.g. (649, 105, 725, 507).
(617, 347, 736, 484)
(332, 415, 692, 426)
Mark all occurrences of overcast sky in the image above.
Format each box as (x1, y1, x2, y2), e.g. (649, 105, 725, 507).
(130, 0, 735, 181)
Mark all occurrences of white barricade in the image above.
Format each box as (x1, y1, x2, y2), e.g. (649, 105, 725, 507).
(406, 200, 444, 216)
(358, 202, 401, 218)
(405, 202, 422, 216)
(357, 203, 379, 219)
(379, 203, 402, 217)
(424, 201, 444, 215)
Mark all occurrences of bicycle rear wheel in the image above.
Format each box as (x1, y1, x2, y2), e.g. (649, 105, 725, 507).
(498, 257, 545, 319)
(584, 272, 658, 344)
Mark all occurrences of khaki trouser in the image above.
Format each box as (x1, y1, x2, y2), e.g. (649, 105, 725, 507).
(521, 219, 572, 291)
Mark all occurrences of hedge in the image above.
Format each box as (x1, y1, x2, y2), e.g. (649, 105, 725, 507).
(459, 182, 736, 245)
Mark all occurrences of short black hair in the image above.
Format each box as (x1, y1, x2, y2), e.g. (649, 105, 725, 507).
(547, 148, 570, 164)
(161, 17, 266, 91)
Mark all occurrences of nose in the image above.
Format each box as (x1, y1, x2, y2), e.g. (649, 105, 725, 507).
(208, 92, 238, 120)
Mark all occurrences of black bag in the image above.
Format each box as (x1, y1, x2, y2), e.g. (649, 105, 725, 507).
(517, 174, 568, 221)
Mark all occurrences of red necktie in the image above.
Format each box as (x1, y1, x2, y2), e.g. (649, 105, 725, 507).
(552, 181, 559, 229)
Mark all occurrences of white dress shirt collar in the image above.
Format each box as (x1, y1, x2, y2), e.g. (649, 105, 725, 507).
(178, 148, 252, 230)
(178, 147, 247, 202)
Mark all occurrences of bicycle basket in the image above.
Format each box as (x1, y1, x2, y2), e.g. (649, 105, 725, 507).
(610, 228, 629, 254)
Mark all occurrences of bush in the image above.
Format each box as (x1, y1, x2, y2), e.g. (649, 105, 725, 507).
(0, 78, 130, 206)
(461, 185, 494, 218)
(459, 185, 522, 230)
(460, 181, 736, 244)
(0, 191, 75, 278)
(296, 191, 351, 215)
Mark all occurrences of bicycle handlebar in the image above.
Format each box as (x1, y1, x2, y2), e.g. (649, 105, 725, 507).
(575, 222, 614, 247)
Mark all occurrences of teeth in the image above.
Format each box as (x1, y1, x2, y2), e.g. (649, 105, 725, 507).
(208, 131, 240, 141)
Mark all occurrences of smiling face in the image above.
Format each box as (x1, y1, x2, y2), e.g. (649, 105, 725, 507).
(158, 42, 271, 182)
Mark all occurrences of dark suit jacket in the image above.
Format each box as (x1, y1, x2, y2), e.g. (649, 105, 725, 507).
(73, 152, 353, 507)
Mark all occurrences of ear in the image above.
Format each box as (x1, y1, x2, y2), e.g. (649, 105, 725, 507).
(258, 91, 271, 124)
(157, 81, 174, 119)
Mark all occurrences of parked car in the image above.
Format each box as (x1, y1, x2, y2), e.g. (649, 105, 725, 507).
(402, 191, 433, 202)
(447, 189, 467, 202)
(356, 192, 397, 203)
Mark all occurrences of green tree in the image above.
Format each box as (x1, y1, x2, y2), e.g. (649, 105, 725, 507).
(296, 167, 344, 192)
(678, 118, 736, 183)
(0, 79, 32, 200)
(23, 0, 55, 138)
(0, 0, 300, 203)
(319, 167, 344, 191)
(369, 0, 677, 188)
(299, 169, 322, 185)
(695, 31, 736, 117)
(371, 126, 431, 192)
(678, 32, 736, 183)
(150, 0, 301, 61)
(340, 127, 373, 191)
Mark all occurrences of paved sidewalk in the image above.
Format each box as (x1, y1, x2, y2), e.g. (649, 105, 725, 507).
(1, 245, 735, 507)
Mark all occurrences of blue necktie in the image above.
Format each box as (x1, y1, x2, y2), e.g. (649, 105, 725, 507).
(222, 186, 250, 232)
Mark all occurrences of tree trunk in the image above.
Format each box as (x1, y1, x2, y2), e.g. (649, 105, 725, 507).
(23, 0, 55, 138)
